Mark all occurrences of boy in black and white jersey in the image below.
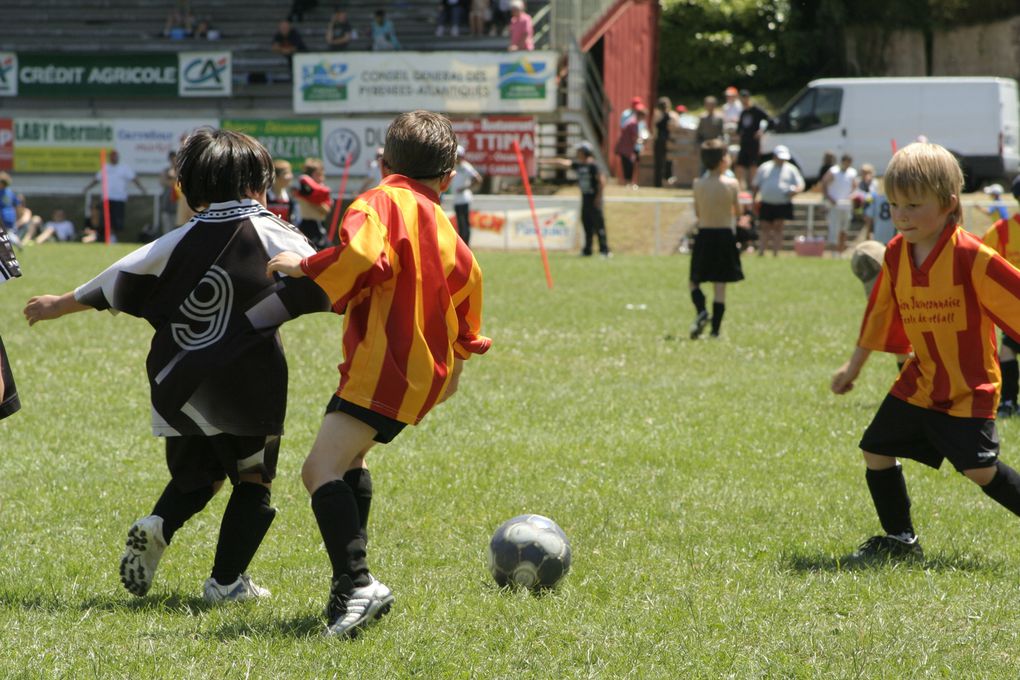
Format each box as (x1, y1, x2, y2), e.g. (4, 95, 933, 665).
(0, 217, 22, 419)
(25, 129, 329, 602)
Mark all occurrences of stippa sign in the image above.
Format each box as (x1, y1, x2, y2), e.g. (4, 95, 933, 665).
(451, 117, 535, 177)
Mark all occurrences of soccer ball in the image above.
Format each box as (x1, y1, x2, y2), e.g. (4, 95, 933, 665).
(487, 514, 571, 591)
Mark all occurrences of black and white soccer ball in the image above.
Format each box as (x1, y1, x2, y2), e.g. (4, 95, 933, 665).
(488, 514, 571, 591)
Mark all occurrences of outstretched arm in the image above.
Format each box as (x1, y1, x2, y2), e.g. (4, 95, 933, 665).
(24, 292, 90, 326)
(831, 346, 872, 395)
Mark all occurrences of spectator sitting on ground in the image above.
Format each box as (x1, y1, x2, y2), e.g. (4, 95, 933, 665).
(507, 0, 533, 51)
(272, 19, 307, 65)
(32, 210, 76, 245)
(13, 198, 42, 244)
(326, 8, 355, 51)
(984, 184, 1010, 221)
(81, 200, 104, 244)
(371, 10, 401, 51)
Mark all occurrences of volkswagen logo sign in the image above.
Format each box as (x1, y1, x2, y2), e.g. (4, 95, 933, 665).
(325, 128, 361, 168)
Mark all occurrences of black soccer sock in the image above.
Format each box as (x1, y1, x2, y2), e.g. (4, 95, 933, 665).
(865, 465, 915, 538)
(210, 482, 276, 585)
(343, 468, 373, 543)
(690, 288, 706, 314)
(151, 481, 215, 544)
(311, 480, 371, 589)
(711, 302, 725, 334)
(1002, 360, 1019, 404)
(981, 462, 1020, 517)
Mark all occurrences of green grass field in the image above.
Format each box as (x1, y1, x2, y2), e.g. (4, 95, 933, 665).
(3, 245, 1020, 678)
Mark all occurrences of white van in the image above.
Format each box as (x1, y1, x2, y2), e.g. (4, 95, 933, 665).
(762, 77, 1020, 190)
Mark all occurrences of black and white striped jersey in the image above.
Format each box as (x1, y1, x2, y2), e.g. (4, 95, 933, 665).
(75, 199, 330, 437)
(0, 223, 21, 284)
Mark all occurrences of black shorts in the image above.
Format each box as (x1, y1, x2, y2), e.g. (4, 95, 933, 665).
(326, 395, 406, 444)
(166, 434, 280, 493)
(1002, 331, 1020, 354)
(859, 395, 999, 472)
(690, 228, 744, 284)
(736, 140, 761, 168)
(759, 202, 794, 221)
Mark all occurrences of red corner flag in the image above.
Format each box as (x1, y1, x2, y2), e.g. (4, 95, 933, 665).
(99, 148, 112, 244)
(512, 139, 553, 290)
(326, 153, 354, 245)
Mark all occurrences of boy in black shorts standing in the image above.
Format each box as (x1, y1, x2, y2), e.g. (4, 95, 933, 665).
(267, 110, 491, 637)
(539, 142, 610, 257)
(689, 139, 742, 339)
(831, 143, 1020, 561)
(25, 129, 328, 600)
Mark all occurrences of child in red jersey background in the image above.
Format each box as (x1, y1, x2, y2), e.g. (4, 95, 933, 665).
(831, 143, 1020, 562)
(981, 173, 1020, 417)
(267, 109, 491, 638)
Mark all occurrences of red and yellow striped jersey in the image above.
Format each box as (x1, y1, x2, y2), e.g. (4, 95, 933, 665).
(301, 174, 491, 425)
(982, 215, 1020, 268)
(859, 224, 1020, 418)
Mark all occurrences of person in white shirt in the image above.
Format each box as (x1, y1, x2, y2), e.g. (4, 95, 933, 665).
(820, 154, 858, 256)
(451, 145, 482, 245)
(722, 86, 743, 140)
(82, 150, 147, 241)
(751, 145, 805, 257)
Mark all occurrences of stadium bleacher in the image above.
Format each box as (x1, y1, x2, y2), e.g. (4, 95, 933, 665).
(2, 0, 526, 93)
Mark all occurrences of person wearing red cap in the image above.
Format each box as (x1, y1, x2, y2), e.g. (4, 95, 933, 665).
(615, 106, 646, 187)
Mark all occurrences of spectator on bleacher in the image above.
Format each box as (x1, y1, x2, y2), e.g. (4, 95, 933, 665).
(436, 0, 463, 37)
(31, 210, 76, 245)
(272, 19, 308, 68)
(193, 19, 221, 40)
(371, 9, 401, 51)
(326, 8, 355, 51)
(82, 150, 147, 241)
(163, 9, 195, 39)
(288, 0, 318, 22)
(489, 0, 511, 36)
(469, 0, 489, 36)
(507, 0, 533, 51)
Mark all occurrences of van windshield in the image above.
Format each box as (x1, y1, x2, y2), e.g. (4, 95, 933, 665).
(776, 87, 843, 133)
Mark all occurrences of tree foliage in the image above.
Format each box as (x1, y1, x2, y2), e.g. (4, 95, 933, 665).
(658, 0, 1019, 100)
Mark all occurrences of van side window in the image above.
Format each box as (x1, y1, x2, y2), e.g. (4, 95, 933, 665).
(782, 87, 842, 133)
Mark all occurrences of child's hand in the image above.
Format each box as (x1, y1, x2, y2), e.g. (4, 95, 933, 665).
(266, 252, 306, 279)
(24, 294, 71, 326)
(830, 362, 858, 395)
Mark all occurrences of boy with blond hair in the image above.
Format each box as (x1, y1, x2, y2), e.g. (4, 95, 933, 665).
(267, 110, 491, 637)
(831, 143, 1020, 561)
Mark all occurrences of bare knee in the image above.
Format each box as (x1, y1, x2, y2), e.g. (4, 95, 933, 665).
(862, 451, 898, 470)
(963, 465, 997, 486)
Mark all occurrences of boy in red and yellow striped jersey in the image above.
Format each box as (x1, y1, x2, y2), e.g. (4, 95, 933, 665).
(831, 143, 1020, 562)
(267, 110, 491, 638)
(981, 174, 1020, 416)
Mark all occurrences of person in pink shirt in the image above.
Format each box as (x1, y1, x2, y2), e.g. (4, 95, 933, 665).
(615, 106, 646, 187)
(507, 0, 533, 51)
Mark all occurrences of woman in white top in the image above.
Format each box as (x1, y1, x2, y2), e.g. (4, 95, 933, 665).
(451, 145, 482, 245)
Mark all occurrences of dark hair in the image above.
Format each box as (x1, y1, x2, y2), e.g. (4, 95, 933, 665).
(176, 128, 274, 211)
(383, 110, 458, 180)
(700, 139, 727, 170)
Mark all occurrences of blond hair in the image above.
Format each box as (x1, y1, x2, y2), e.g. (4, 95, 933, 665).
(884, 142, 963, 223)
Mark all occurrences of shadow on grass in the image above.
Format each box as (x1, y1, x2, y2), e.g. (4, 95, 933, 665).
(781, 549, 993, 573)
(0, 590, 212, 614)
(212, 614, 325, 640)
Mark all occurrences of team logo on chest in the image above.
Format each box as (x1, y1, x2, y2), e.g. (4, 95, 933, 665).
(171, 265, 234, 350)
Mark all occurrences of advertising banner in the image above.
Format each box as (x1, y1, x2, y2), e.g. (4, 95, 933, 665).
(0, 53, 16, 97)
(0, 119, 12, 171)
(115, 119, 216, 173)
(320, 118, 391, 177)
(451, 200, 578, 251)
(220, 118, 321, 168)
(10, 118, 215, 173)
(13, 118, 114, 172)
(178, 52, 232, 97)
(293, 51, 558, 114)
(451, 117, 535, 177)
(11, 52, 230, 97)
